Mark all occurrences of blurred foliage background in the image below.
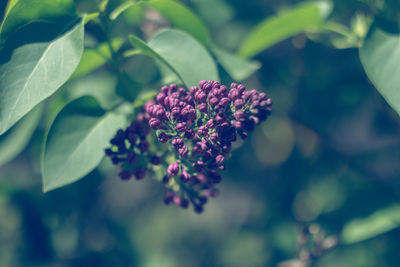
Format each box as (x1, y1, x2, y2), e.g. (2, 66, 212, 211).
(1, 0, 400, 266)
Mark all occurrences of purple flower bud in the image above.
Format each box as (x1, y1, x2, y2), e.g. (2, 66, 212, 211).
(176, 122, 187, 133)
(210, 132, 219, 142)
(222, 144, 231, 153)
(171, 107, 181, 119)
(178, 145, 189, 157)
(105, 148, 113, 156)
(168, 162, 179, 176)
(169, 97, 179, 108)
(194, 160, 205, 172)
(127, 133, 137, 144)
(184, 129, 195, 139)
(181, 106, 196, 120)
(180, 168, 191, 183)
(179, 87, 186, 95)
(156, 92, 166, 104)
(126, 153, 137, 165)
(234, 110, 245, 121)
(149, 118, 163, 130)
(198, 80, 207, 89)
(111, 157, 121, 165)
(237, 84, 246, 94)
(194, 204, 204, 214)
(197, 126, 208, 137)
(194, 90, 207, 102)
(161, 85, 169, 94)
(228, 88, 240, 100)
(214, 115, 224, 124)
(206, 119, 216, 129)
(230, 82, 238, 88)
(208, 171, 222, 184)
(251, 116, 260, 124)
(168, 84, 177, 93)
(202, 189, 219, 197)
(162, 175, 170, 184)
(215, 155, 225, 165)
(232, 120, 242, 129)
(209, 97, 219, 107)
(150, 155, 161, 165)
(138, 140, 149, 152)
(234, 99, 244, 109)
(158, 132, 170, 143)
(119, 170, 132, 180)
(173, 196, 189, 208)
(219, 97, 230, 108)
(164, 191, 175, 205)
(197, 103, 208, 113)
(190, 86, 199, 95)
(172, 138, 184, 149)
(133, 168, 146, 180)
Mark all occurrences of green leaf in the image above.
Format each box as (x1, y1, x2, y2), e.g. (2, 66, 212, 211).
(111, 0, 210, 46)
(238, 1, 332, 58)
(360, 23, 400, 116)
(129, 29, 218, 88)
(66, 72, 122, 110)
(0, 0, 76, 43)
(115, 71, 143, 102)
(128, 34, 184, 84)
(211, 45, 260, 81)
(143, 0, 210, 47)
(0, 104, 43, 165)
(341, 204, 400, 244)
(42, 96, 126, 192)
(71, 38, 124, 79)
(0, 19, 84, 135)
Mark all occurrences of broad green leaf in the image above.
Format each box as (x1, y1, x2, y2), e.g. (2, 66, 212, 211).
(143, 0, 210, 47)
(42, 96, 126, 192)
(0, 19, 84, 135)
(211, 46, 260, 81)
(238, 1, 332, 58)
(3, 0, 18, 20)
(67, 72, 121, 110)
(128, 34, 184, 84)
(71, 38, 124, 79)
(341, 204, 400, 244)
(0, 0, 76, 42)
(111, 0, 210, 46)
(129, 29, 218, 88)
(115, 71, 143, 102)
(0, 104, 43, 165)
(360, 23, 400, 116)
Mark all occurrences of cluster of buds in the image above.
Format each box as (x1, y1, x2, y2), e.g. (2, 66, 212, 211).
(144, 80, 272, 212)
(106, 80, 271, 213)
(105, 112, 161, 180)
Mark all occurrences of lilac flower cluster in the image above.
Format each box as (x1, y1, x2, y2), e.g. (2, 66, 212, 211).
(144, 80, 272, 213)
(105, 112, 161, 180)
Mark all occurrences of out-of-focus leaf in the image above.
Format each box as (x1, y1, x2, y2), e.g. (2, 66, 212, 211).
(71, 38, 124, 79)
(360, 23, 400, 116)
(131, 29, 218, 87)
(0, 0, 76, 43)
(238, 1, 332, 58)
(0, 104, 43, 165)
(111, 0, 210, 46)
(341, 205, 400, 244)
(128, 34, 184, 84)
(143, 0, 210, 47)
(115, 71, 142, 102)
(42, 96, 126, 192)
(66, 72, 121, 110)
(0, 19, 84, 135)
(211, 45, 260, 81)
